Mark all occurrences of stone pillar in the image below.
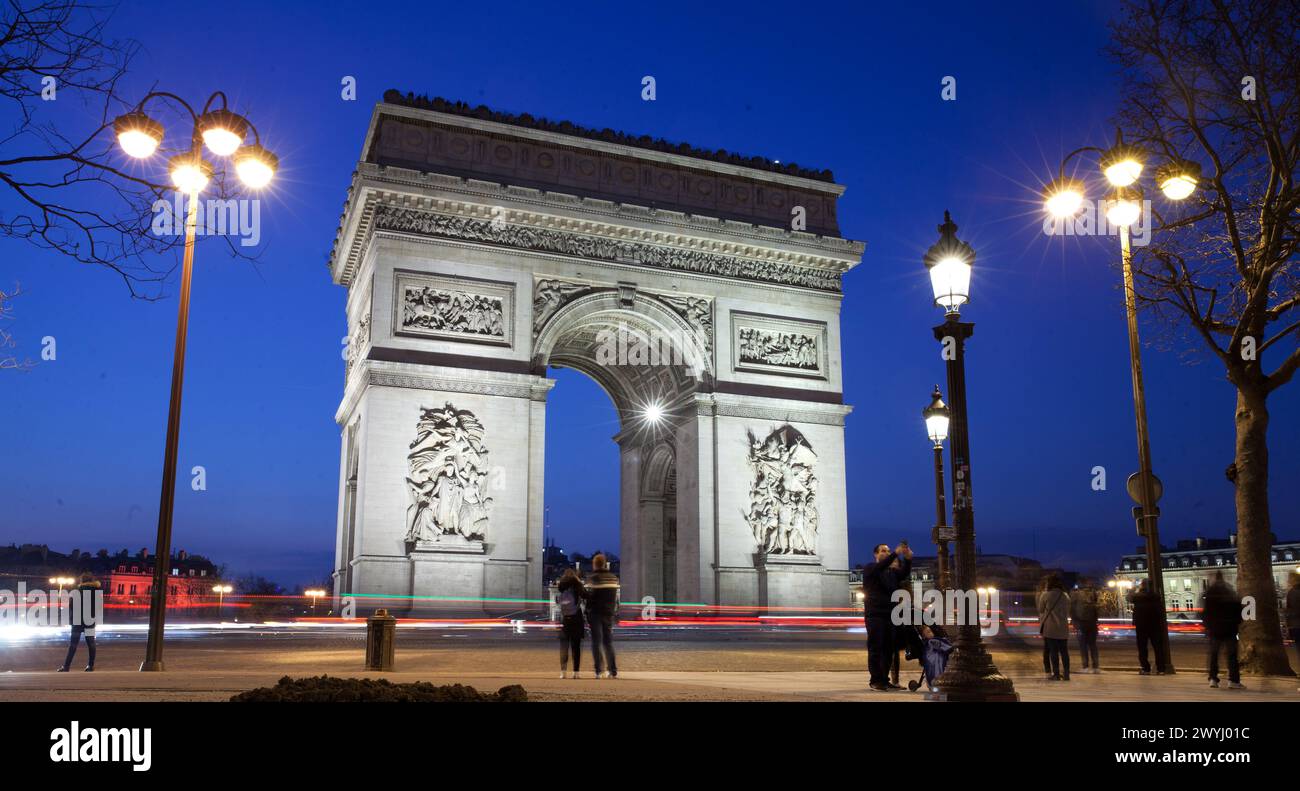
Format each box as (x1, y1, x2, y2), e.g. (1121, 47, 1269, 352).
(674, 397, 716, 606)
(618, 438, 643, 600)
(637, 494, 666, 600)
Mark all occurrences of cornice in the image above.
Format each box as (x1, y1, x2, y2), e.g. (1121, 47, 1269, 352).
(331, 181, 861, 291)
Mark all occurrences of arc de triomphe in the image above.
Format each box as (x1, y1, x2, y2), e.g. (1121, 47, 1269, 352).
(329, 92, 863, 612)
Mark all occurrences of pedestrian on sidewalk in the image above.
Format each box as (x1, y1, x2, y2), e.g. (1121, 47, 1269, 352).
(1037, 573, 1070, 681)
(556, 568, 586, 679)
(1130, 579, 1167, 674)
(1201, 570, 1244, 689)
(58, 572, 100, 673)
(863, 541, 911, 691)
(1071, 578, 1101, 673)
(585, 554, 620, 679)
(1287, 571, 1300, 691)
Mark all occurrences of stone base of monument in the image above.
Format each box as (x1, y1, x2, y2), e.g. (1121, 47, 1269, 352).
(409, 537, 490, 617)
(755, 552, 824, 612)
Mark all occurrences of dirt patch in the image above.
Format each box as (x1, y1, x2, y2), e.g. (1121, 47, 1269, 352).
(230, 675, 527, 702)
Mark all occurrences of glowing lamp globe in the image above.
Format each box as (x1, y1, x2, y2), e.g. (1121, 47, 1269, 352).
(197, 109, 249, 157)
(922, 386, 950, 446)
(922, 211, 976, 314)
(1106, 197, 1141, 228)
(1043, 178, 1085, 218)
(113, 112, 164, 159)
(234, 145, 278, 189)
(1100, 144, 1144, 187)
(169, 153, 213, 195)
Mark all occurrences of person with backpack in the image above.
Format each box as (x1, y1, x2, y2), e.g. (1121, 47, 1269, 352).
(1037, 573, 1070, 681)
(555, 568, 587, 679)
(585, 554, 620, 679)
(1071, 578, 1101, 673)
(58, 572, 101, 673)
(1201, 570, 1245, 689)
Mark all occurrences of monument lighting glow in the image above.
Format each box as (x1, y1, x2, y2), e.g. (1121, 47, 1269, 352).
(644, 403, 664, 423)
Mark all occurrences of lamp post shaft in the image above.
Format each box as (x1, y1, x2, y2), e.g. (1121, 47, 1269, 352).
(932, 444, 952, 591)
(141, 194, 199, 672)
(1118, 225, 1174, 672)
(929, 317, 1017, 701)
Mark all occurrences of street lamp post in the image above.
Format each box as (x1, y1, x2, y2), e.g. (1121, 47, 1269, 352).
(113, 92, 278, 672)
(1043, 130, 1197, 673)
(305, 589, 326, 616)
(213, 584, 233, 619)
(922, 386, 953, 592)
(923, 211, 1018, 702)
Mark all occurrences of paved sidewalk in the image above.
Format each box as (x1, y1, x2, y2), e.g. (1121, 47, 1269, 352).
(2, 667, 1295, 702)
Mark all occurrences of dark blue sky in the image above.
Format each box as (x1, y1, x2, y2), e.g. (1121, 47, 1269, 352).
(2, 0, 1296, 585)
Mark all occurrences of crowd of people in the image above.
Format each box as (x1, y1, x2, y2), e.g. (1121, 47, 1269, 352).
(859, 537, 1300, 693)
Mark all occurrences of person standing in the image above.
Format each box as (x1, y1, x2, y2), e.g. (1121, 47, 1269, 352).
(58, 572, 100, 672)
(1037, 574, 1071, 681)
(1130, 579, 1167, 674)
(585, 554, 620, 679)
(1071, 579, 1101, 673)
(1201, 570, 1244, 689)
(863, 542, 911, 692)
(1287, 571, 1300, 692)
(556, 568, 586, 679)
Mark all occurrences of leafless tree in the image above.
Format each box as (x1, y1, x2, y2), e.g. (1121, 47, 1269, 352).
(1111, 0, 1299, 673)
(0, 1, 252, 301)
(1, 282, 33, 369)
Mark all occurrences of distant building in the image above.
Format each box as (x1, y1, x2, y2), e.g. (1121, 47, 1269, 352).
(0, 544, 223, 618)
(1114, 534, 1299, 618)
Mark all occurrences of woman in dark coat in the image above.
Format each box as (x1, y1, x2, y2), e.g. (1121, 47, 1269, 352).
(556, 568, 587, 679)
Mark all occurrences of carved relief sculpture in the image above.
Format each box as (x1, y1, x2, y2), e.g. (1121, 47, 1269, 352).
(375, 204, 843, 292)
(658, 293, 714, 361)
(403, 286, 504, 338)
(532, 278, 596, 337)
(738, 327, 818, 371)
(344, 304, 371, 378)
(745, 425, 819, 555)
(393, 271, 514, 346)
(405, 403, 493, 545)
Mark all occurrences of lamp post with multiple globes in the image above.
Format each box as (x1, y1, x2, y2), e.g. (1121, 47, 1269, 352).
(922, 211, 1017, 702)
(114, 92, 277, 672)
(1042, 129, 1198, 674)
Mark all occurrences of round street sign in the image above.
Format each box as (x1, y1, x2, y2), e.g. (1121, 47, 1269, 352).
(1126, 472, 1163, 505)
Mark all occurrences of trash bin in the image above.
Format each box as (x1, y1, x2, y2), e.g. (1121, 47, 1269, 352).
(365, 608, 396, 671)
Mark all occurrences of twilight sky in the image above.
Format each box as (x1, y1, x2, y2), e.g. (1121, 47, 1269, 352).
(1, 0, 1296, 586)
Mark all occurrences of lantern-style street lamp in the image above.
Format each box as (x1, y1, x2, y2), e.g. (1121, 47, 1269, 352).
(923, 211, 1017, 702)
(922, 386, 953, 591)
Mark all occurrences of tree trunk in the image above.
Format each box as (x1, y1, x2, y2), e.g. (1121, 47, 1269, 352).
(1232, 385, 1294, 675)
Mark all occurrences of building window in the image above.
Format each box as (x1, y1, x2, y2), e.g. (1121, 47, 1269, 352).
(129, 584, 137, 596)
(1186, 597, 1194, 610)
(1171, 601, 1180, 611)
(131, 566, 139, 573)
(171, 568, 178, 576)
(1183, 579, 1192, 590)
(116, 584, 124, 595)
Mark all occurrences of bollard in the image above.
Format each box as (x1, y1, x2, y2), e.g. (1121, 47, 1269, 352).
(365, 608, 396, 671)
